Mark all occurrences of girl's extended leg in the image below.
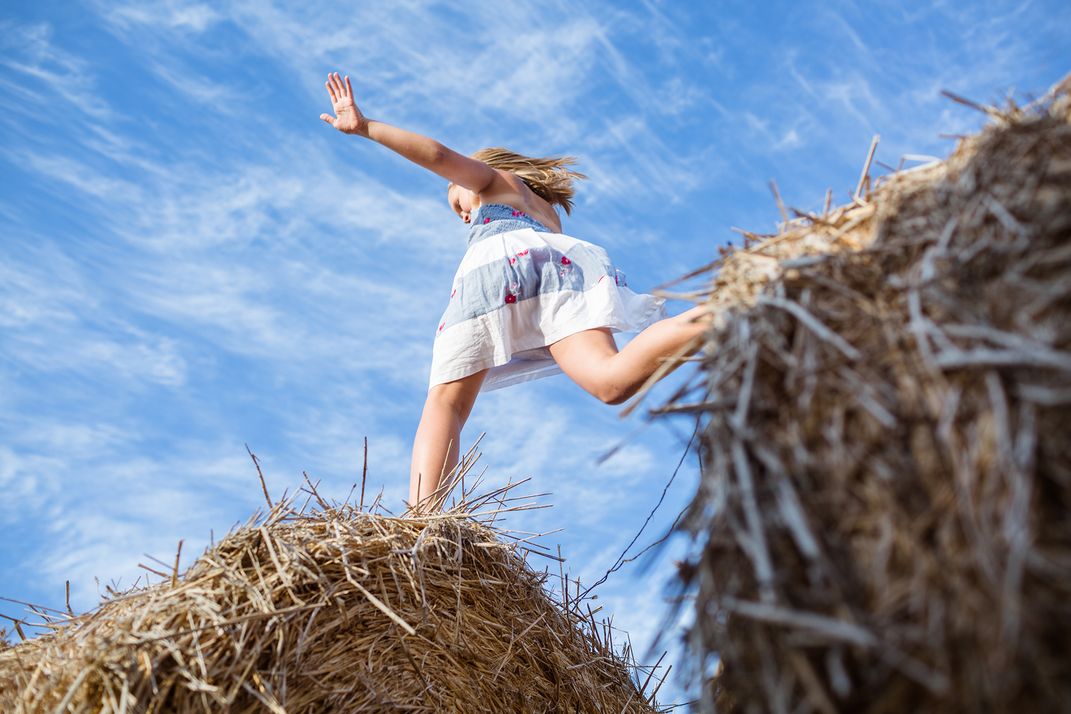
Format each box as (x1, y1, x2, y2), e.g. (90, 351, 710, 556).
(408, 368, 488, 513)
(547, 305, 713, 405)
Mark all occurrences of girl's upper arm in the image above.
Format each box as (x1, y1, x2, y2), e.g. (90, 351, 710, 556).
(433, 146, 506, 193)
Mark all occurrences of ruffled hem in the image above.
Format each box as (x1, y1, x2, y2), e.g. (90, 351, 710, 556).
(429, 280, 667, 392)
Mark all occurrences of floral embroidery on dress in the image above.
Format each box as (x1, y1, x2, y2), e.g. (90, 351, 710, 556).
(505, 293, 517, 304)
(560, 256, 571, 265)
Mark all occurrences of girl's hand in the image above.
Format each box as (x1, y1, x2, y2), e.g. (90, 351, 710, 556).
(320, 72, 367, 136)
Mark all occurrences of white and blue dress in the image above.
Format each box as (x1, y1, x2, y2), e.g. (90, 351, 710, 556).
(428, 203, 667, 392)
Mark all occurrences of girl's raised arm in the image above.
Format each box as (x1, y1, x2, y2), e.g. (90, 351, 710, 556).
(320, 71, 500, 193)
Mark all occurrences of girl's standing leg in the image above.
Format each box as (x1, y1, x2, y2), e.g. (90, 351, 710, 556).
(409, 368, 488, 512)
(547, 305, 713, 405)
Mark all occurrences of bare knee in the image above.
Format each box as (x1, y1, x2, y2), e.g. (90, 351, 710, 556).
(595, 379, 633, 405)
(426, 369, 487, 425)
(564, 355, 633, 404)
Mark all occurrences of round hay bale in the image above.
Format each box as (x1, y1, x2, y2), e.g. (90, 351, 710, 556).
(0, 480, 659, 712)
(661, 76, 1071, 713)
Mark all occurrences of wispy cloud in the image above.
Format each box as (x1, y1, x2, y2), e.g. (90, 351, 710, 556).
(106, 2, 222, 33)
(0, 22, 112, 119)
(89, 0, 717, 210)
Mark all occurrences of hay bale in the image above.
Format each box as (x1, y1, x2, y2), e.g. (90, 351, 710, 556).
(0, 474, 660, 712)
(660, 75, 1071, 713)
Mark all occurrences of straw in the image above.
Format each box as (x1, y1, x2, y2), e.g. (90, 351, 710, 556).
(645, 74, 1071, 712)
(0, 444, 666, 713)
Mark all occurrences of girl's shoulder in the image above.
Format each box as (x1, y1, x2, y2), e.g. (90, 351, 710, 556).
(481, 171, 563, 232)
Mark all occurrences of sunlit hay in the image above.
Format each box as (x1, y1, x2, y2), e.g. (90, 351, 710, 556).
(650, 74, 1071, 712)
(0, 454, 664, 713)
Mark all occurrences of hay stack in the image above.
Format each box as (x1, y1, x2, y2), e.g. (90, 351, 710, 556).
(656, 75, 1071, 712)
(0, 469, 661, 712)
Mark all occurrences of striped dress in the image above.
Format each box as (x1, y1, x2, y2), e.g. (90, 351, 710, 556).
(428, 203, 667, 392)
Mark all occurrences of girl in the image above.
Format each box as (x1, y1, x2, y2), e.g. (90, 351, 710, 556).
(320, 72, 711, 514)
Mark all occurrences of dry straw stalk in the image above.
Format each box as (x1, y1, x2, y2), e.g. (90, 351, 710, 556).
(648, 74, 1071, 712)
(0, 459, 666, 712)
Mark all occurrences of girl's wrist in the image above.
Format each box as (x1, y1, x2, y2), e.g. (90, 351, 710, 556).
(356, 117, 374, 139)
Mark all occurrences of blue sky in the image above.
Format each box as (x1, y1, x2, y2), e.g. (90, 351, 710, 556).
(1, 0, 1067, 704)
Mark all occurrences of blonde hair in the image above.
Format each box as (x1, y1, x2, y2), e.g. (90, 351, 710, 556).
(471, 147, 587, 215)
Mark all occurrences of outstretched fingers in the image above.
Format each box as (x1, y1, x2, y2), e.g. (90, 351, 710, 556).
(319, 113, 335, 126)
(330, 72, 347, 100)
(324, 71, 354, 107)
